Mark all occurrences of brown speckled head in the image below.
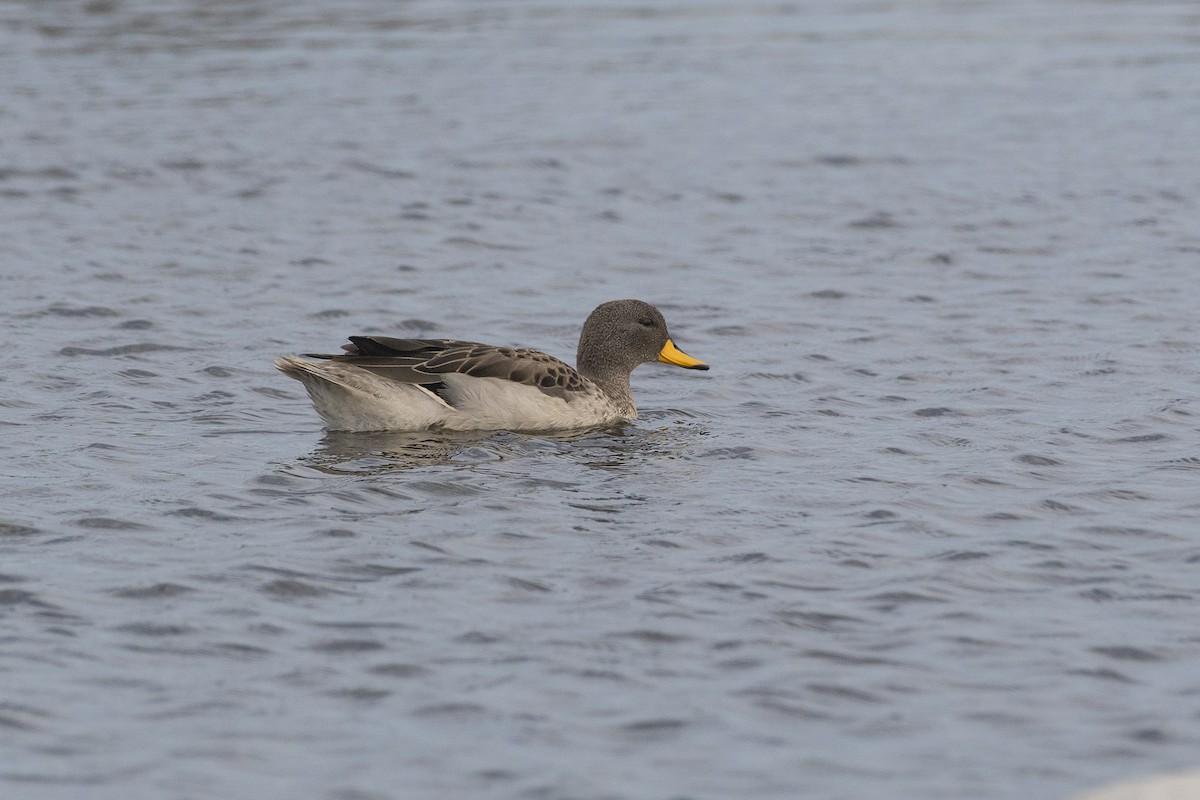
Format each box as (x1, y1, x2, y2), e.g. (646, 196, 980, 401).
(576, 300, 708, 391)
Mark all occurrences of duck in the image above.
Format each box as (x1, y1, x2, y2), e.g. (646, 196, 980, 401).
(275, 299, 709, 432)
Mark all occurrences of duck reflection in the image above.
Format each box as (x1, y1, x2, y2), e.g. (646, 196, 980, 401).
(298, 425, 631, 475)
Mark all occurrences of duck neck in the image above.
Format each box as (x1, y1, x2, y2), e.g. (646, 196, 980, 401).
(577, 358, 637, 416)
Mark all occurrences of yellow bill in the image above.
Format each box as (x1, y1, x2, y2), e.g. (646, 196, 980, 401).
(657, 338, 709, 370)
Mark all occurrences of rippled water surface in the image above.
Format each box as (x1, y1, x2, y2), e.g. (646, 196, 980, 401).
(4, 2, 1200, 799)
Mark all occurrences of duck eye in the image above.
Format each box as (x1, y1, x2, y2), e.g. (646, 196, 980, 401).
(638, 317, 655, 328)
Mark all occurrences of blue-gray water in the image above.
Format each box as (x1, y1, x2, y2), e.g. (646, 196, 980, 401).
(3, 2, 1200, 799)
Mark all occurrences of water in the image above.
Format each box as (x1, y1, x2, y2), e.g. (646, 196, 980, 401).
(3, 1, 1200, 798)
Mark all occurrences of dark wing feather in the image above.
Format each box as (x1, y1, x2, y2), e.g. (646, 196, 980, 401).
(344, 336, 457, 357)
(313, 336, 588, 400)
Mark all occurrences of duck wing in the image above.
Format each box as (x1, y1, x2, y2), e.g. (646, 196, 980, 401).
(311, 337, 588, 401)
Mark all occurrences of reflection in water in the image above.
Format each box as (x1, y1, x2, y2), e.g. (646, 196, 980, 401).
(303, 430, 495, 474)
(299, 424, 637, 475)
